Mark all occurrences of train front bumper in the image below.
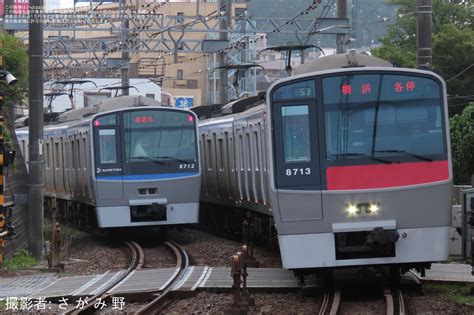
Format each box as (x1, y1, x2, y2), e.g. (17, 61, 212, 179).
(278, 225, 449, 269)
(95, 202, 199, 228)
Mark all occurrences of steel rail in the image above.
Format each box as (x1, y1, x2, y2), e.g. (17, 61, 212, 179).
(64, 240, 144, 315)
(136, 240, 190, 315)
(385, 288, 394, 315)
(396, 288, 406, 315)
(386, 287, 407, 315)
(319, 290, 341, 315)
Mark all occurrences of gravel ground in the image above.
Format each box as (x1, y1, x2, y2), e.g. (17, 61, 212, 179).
(3, 227, 474, 314)
(168, 228, 282, 268)
(141, 244, 176, 269)
(60, 235, 128, 277)
(408, 295, 469, 314)
(167, 291, 323, 314)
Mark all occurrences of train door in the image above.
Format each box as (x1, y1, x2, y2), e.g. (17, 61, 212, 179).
(92, 113, 124, 199)
(271, 101, 323, 222)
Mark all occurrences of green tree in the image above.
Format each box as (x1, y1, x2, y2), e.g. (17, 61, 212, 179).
(0, 34, 30, 257)
(450, 103, 474, 184)
(1, 34, 28, 106)
(373, 0, 474, 114)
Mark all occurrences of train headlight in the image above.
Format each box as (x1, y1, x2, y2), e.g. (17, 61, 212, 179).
(346, 204, 359, 216)
(368, 203, 380, 214)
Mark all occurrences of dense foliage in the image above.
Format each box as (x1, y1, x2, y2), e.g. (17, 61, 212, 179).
(373, 0, 474, 184)
(0, 34, 28, 106)
(373, 0, 474, 115)
(450, 103, 474, 184)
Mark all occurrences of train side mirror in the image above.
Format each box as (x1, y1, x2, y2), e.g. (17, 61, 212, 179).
(4, 149, 16, 166)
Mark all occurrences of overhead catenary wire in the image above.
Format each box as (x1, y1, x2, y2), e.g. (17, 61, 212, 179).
(446, 64, 474, 82)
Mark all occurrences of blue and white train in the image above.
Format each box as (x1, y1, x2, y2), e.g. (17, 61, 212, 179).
(16, 95, 201, 228)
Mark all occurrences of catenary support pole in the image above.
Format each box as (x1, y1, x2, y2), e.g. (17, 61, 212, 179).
(121, 0, 130, 95)
(416, 0, 432, 69)
(336, 0, 347, 54)
(28, 0, 45, 260)
(217, 0, 231, 104)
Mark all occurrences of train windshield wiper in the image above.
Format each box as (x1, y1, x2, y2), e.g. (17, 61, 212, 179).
(332, 153, 392, 164)
(153, 156, 191, 164)
(131, 156, 166, 165)
(373, 150, 433, 162)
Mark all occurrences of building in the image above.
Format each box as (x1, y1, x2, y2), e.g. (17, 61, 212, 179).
(18, 0, 248, 107)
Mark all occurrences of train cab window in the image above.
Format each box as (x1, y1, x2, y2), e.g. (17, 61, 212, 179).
(323, 74, 446, 163)
(123, 110, 197, 164)
(98, 129, 118, 164)
(281, 105, 311, 163)
(271, 79, 320, 189)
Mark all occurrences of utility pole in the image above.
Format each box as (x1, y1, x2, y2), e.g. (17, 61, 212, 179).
(336, 0, 347, 54)
(121, 0, 130, 95)
(416, 0, 432, 69)
(217, 0, 231, 104)
(28, 0, 45, 260)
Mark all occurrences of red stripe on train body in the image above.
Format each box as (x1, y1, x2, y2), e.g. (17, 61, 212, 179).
(327, 160, 449, 190)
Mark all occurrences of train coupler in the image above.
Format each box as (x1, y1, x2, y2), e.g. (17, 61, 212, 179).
(371, 227, 399, 245)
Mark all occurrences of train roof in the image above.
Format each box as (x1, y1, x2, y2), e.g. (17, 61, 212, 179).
(190, 92, 265, 120)
(57, 95, 161, 123)
(294, 52, 393, 75)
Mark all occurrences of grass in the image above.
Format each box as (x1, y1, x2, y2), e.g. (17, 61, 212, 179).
(2, 248, 38, 271)
(423, 282, 474, 305)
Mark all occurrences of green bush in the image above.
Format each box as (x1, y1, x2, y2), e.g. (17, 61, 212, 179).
(450, 103, 474, 184)
(2, 248, 38, 271)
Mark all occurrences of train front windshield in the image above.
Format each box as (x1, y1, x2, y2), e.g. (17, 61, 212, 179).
(93, 109, 198, 179)
(271, 72, 447, 190)
(123, 110, 197, 163)
(323, 74, 447, 162)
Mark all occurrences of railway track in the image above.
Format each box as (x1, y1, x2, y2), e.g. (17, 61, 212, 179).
(64, 240, 144, 315)
(319, 287, 406, 315)
(136, 240, 190, 314)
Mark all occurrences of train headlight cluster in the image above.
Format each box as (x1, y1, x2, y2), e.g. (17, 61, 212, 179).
(345, 203, 381, 216)
(368, 203, 380, 214)
(346, 204, 360, 216)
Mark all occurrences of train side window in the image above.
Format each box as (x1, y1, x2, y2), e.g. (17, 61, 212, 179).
(55, 142, 60, 169)
(200, 134, 207, 170)
(45, 142, 50, 169)
(218, 138, 224, 171)
(247, 132, 252, 171)
(98, 129, 117, 164)
(82, 138, 87, 169)
(254, 131, 260, 171)
(71, 138, 75, 169)
(281, 105, 311, 163)
(60, 138, 65, 169)
(206, 138, 213, 170)
(77, 139, 81, 169)
(238, 134, 243, 171)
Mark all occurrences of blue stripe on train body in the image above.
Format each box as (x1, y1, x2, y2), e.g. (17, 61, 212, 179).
(96, 172, 199, 181)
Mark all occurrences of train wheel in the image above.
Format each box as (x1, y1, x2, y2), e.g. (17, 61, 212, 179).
(389, 265, 401, 287)
(159, 227, 168, 241)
